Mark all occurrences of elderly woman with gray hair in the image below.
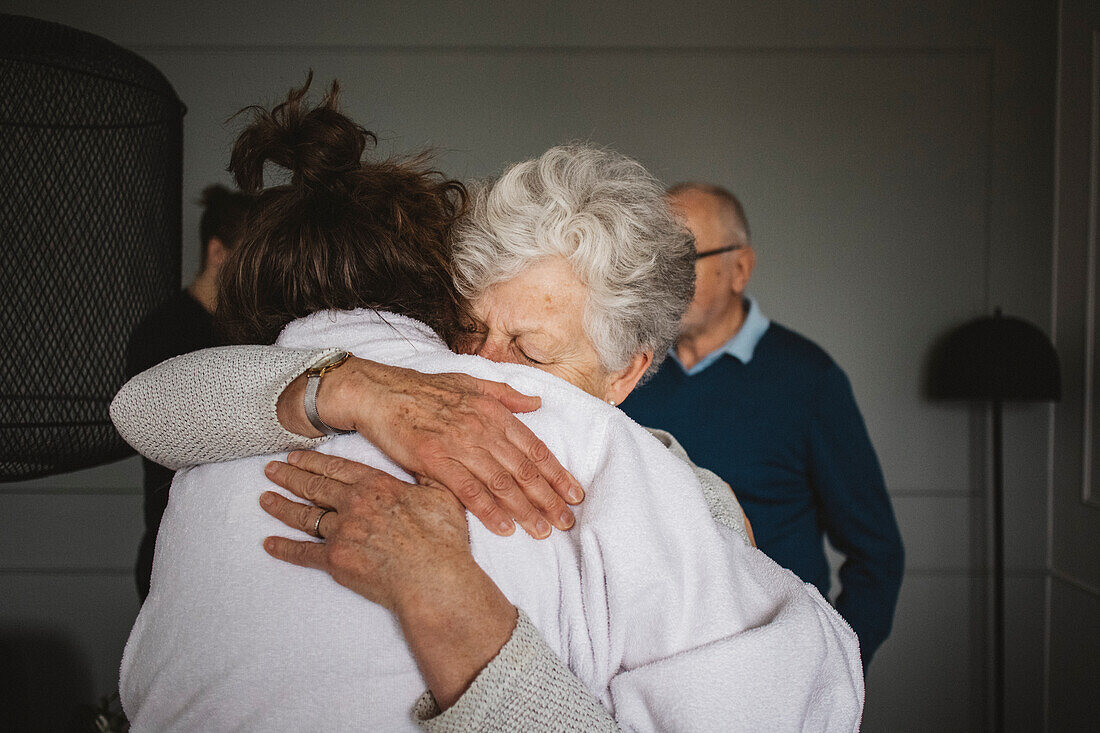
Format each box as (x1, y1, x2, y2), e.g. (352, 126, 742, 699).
(115, 140, 861, 730)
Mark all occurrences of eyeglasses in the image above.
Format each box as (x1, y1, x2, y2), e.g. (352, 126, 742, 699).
(694, 244, 744, 261)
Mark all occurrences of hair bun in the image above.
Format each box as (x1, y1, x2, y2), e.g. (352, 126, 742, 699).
(228, 71, 376, 193)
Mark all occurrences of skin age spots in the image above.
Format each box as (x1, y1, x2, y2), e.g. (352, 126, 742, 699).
(460, 256, 649, 403)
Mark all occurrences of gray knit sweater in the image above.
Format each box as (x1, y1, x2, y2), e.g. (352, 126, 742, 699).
(111, 345, 750, 732)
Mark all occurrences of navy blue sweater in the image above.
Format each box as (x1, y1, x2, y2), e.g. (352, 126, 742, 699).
(623, 322, 904, 666)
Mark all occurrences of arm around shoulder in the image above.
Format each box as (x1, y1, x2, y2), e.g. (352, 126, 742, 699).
(110, 345, 339, 469)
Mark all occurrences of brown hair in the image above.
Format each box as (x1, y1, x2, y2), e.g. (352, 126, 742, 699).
(216, 74, 468, 345)
(197, 184, 254, 269)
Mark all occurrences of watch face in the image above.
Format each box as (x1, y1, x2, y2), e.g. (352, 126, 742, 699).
(315, 350, 349, 370)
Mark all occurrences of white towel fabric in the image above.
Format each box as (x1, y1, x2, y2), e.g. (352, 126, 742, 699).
(120, 309, 863, 732)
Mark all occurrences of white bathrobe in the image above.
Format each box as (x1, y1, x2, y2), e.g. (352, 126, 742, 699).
(120, 309, 863, 732)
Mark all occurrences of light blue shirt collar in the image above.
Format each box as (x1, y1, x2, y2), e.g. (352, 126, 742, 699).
(669, 296, 771, 376)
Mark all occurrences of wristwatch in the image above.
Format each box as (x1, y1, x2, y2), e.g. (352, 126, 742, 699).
(304, 350, 354, 435)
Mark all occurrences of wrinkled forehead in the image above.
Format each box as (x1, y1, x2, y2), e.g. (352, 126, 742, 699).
(470, 258, 589, 336)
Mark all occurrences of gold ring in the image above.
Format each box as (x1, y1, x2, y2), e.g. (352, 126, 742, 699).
(313, 507, 332, 539)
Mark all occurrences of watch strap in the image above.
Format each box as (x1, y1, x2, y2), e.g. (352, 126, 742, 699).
(304, 352, 354, 436)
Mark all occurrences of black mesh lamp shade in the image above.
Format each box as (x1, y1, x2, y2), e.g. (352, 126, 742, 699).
(928, 308, 1060, 733)
(0, 15, 185, 481)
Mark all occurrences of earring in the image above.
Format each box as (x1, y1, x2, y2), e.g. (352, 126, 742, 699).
(608, 399, 616, 407)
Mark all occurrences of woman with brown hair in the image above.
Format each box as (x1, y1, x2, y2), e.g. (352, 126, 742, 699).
(118, 79, 595, 730)
(115, 79, 861, 731)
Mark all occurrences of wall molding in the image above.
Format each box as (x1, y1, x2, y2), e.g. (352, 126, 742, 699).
(1082, 29, 1100, 509)
(133, 43, 994, 57)
(1050, 567, 1100, 598)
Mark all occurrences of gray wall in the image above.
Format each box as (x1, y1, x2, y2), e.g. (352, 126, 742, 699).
(0, 1, 1073, 730)
(1048, 0, 1100, 728)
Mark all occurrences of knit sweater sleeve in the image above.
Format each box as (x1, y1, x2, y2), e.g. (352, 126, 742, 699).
(109, 345, 340, 470)
(413, 609, 619, 732)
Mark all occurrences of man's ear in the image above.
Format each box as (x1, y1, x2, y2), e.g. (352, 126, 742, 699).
(731, 245, 756, 297)
(605, 350, 653, 406)
(205, 236, 229, 269)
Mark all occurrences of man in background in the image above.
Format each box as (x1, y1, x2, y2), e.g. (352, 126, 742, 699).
(127, 184, 253, 600)
(622, 182, 904, 668)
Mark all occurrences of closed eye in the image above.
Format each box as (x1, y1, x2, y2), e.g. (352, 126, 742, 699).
(515, 344, 547, 366)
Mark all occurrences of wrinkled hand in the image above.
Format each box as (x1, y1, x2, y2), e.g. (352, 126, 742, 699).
(310, 358, 583, 539)
(260, 449, 519, 707)
(260, 449, 473, 612)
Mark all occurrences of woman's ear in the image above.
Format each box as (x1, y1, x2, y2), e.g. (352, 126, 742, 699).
(206, 236, 229, 269)
(605, 350, 653, 406)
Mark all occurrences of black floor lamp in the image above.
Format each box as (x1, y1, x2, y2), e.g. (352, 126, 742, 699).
(928, 308, 1061, 733)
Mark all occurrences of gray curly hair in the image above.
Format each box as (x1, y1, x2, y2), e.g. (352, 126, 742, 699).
(452, 144, 695, 381)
